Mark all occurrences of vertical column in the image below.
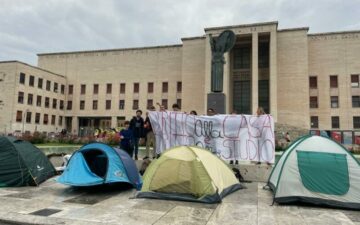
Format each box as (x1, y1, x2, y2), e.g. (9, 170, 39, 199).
(223, 52, 231, 113)
(72, 116, 78, 135)
(269, 31, 278, 121)
(252, 33, 259, 114)
(111, 116, 117, 128)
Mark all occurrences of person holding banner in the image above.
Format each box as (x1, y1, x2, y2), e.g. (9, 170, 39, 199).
(255, 107, 270, 165)
(207, 108, 216, 116)
(144, 106, 156, 159)
(172, 103, 180, 111)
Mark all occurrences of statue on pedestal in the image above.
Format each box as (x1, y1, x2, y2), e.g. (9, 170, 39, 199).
(210, 30, 236, 92)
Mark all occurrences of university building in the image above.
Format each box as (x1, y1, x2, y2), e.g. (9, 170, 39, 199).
(1, 21, 360, 143)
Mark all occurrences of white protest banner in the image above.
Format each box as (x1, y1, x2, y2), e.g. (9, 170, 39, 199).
(149, 111, 275, 163)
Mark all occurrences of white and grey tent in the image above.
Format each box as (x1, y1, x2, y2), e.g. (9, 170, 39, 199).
(267, 135, 360, 210)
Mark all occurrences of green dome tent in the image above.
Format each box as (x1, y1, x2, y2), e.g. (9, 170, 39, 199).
(0, 137, 56, 187)
(136, 146, 242, 203)
(267, 135, 360, 210)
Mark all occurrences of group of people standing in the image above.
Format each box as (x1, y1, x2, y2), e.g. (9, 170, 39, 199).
(119, 103, 193, 160)
(119, 108, 156, 160)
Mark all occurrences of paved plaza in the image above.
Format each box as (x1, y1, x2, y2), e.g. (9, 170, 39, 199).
(0, 177, 359, 225)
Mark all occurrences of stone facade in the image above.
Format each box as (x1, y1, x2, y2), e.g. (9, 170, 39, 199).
(0, 61, 66, 135)
(1, 21, 360, 138)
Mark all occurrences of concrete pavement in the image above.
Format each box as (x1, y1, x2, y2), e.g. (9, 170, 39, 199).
(0, 178, 359, 225)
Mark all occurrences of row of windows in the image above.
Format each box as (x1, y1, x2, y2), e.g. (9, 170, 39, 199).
(309, 74, 360, 89)
(19, 73, 65, 94)
(16, 110, 63, 126)
(310, 96, 360, 108)
(68, 82, 182, 95)
(310, 116, 360, 129)
(17, 92, 64, 110)
(67, 99, 182, 110)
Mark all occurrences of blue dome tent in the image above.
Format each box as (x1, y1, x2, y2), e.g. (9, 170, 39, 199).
(57, 142, 142, 190)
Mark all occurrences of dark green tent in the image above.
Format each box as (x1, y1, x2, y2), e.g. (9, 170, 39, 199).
(0, 137, 56, 187)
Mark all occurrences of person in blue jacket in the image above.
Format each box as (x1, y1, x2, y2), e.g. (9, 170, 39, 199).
(119, 121, 134, 157)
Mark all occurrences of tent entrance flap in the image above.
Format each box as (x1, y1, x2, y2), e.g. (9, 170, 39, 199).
(58, 152, 103, 186)
(82, 150, 108, 178)
(297, 150, 350, 195)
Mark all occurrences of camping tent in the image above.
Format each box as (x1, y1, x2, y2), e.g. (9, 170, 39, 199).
(136, 146, 242, 203)
(0, 137, 56, 187)
(57, 142, 142, 190)
(268, 135, 360, 209)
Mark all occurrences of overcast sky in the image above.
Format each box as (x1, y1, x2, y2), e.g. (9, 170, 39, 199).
(1, 0, 360, 65)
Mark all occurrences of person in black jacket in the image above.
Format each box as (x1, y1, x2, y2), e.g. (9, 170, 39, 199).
(129, 110, 144, 160)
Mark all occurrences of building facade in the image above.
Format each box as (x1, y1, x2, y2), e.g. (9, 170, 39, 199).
(0, 61, 66, 135)
(1, 21, 360, 142)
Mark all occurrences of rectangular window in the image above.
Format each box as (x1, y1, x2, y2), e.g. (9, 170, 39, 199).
(46, 80, 51, 91)
(311, 116, 319, 128)
(54, 82, 58, 93)
(120, 83, 126, 93)
(36, 95, 42, 107)
(16, 111, 22, 122)
(162, 82, 168, 93)
(52, 99, 57, 109)
(147, 99, 153, 109)
(148, 82, 154, 93)
(258, 42, 270, 68)
(310, 96, 318, 108)
(331, 96, 339, 108)
(27, 94, 33, 105)
(45, 97, 50, 108)
(177, 82, 182, 93)
(233, 46, 251, 69)
(134, 83, 139, 93)
(29, 75, 35, 87)
(106, 83, 112, 94)
(309, 76, 317, 89)
(330, 75, 338, 88)
(177, 99, 182, 109)
(60, 100, 64, 110)
(93, 84, 99, 94)
(80, 100, 85, 110)
(68, 85, 73, 94)
(26, 111, 31, 123)
(93, 100, 98, 110)
(58, 116, 63, 126)
(51, 115, 56, 125)
(351, 74, 359, 87)
(67, 101, 72, 110)
(162, 99, 168, 109)
(354, 117, 360, 129)
(19, 73, 25, 84)
(43, 114, 48, 125)
(61, 84, 65, 94)
(133, 100, 139, 110)
(332, 116, 340, 129)
(38, 78, 43, 89)
(106, 100, 111, 110)
(35, 113, 40, 124)
(119, 100, 125, 110)
(352, 96, 360, 107)
(18, 92, 24, 104)
(81, 84, 86, 94)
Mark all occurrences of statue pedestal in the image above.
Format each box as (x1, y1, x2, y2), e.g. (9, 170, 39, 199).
(207, 93, 226, 114)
